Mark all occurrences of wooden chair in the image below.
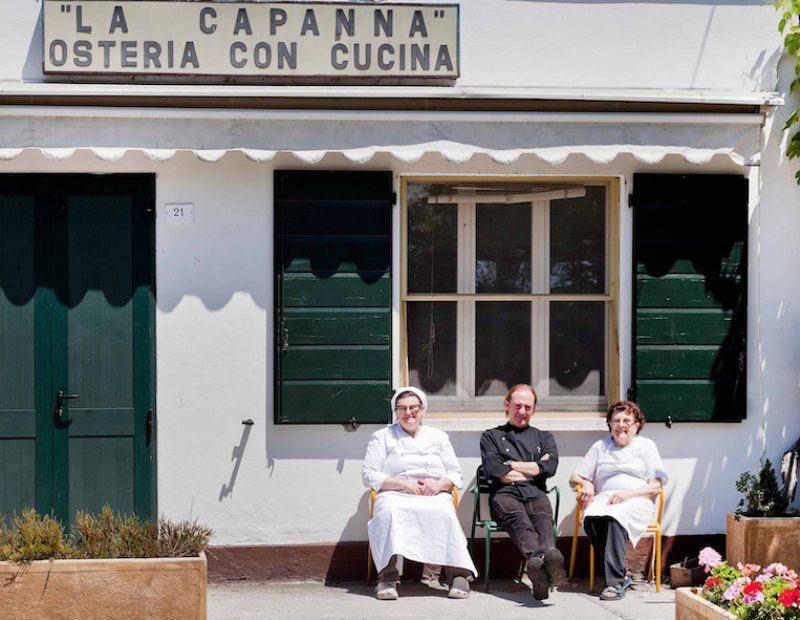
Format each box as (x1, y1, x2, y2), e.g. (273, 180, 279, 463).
(568, 484, 665, 592)
(470, 465, 560, 592)
(366, 485, 459, 584)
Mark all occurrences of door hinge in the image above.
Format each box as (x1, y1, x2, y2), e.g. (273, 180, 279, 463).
(391, 191, 398, 206)
(628, 193, 635, 209)
(280, 321, 289, 351)
(146, 408, 154, 443)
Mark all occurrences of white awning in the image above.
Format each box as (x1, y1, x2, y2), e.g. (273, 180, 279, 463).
(0, 107, 763, 166)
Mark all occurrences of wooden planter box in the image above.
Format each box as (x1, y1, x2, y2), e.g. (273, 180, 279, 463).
(726, 513, 800, 570)
(0, 552, 207, 620)
(676, 587, 736, 620)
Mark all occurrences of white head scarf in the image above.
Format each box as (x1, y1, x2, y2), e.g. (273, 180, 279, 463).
(390, 386, 428, 419)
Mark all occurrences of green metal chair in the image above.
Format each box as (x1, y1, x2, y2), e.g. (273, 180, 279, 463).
(470, 465, 560, 592)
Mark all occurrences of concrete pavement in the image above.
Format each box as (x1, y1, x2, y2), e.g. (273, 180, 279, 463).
(208, 578, 677, 620)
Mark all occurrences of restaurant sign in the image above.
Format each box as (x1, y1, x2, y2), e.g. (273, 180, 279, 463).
(43, 1, 460, 81)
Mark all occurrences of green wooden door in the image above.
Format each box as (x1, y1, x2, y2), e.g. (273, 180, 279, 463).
(0, 175, 155, 523)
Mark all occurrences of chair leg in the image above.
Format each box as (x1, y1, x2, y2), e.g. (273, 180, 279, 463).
(569, 509, 581, 580)
(484, 531, 492, 592)
(655, 532, 662, 593)
(367, 545, 373, 585)
(516, 557, 526, 582)
(589, 545, 595, 593)
(569, 531, 578, 580)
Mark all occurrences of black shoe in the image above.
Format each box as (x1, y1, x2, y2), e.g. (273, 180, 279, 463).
(527, 556, 549, 600)
(543, 547, 566, 588)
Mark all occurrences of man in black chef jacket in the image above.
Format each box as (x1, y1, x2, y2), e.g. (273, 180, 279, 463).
(479, 383, 565, 600)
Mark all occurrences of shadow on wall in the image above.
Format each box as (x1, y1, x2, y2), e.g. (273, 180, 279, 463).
(219, 422, 253, 501)
(265, 423, 377, 474)
(23, 10, 43, 81)
(331, 489, 373, 580)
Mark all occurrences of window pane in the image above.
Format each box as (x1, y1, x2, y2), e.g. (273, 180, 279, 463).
(550, 186, 606, 294)
(549, 302, 605, 396)
(407, 302, 457, 396)
(408, 184, 457, 293)
(476, 203, 531, 293)
(475, 302, 531, 396)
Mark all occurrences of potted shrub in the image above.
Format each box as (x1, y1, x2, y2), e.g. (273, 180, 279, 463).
(675, 547, 800, 620)
(0, 507, 212, 620)
(726, 459, 800, 569)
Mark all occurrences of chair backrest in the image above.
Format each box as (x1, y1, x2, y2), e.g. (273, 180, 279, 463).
(654, 487, 665, 525)
(472, 465, 492, 523)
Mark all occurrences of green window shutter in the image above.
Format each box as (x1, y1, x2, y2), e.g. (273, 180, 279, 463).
(275, 171, 393, 424)
(632, 173, 747, 423)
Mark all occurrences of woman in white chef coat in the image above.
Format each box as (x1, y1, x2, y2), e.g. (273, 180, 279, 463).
(362, 386, 477, 601)
(569, 400, 668, 601)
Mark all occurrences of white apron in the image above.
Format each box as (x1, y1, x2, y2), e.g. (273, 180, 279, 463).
(576, 436, 667, 546)
(368, 490, 477, 576)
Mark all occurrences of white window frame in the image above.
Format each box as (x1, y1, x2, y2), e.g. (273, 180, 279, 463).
(400, 176, 620, 418)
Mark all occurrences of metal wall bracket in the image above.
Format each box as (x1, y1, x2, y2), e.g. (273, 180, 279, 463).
(343, 417, 361, 432)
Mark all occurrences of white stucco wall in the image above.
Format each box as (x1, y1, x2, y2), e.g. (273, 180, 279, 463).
(0, 0, 797, 548)
(0, 0, 783, 93)
(0, 125, 797, 545)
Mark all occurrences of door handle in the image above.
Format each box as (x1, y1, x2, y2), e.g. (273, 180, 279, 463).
(55, 390, 80, 419)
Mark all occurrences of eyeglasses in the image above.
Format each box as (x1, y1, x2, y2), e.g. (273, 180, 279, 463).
(394, 404, 422, 414)
(610, 418, 637, 427)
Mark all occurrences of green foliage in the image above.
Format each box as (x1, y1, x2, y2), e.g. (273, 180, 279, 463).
(72, 506, 159, 559)
(0, 510, 72, 561)
(157, 518, 214, 558)
(777, 0, 800, 173)
(735, 459, 790, 518)
(0, 506, 212, 563)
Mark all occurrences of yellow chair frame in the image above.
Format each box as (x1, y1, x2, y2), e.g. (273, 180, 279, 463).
(568, 484, 664, 593)
(366, 486, 459, 584)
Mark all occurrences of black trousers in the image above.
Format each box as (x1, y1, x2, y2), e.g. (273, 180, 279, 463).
(583, 516, 628, 589)
(490, 494, 554, 559)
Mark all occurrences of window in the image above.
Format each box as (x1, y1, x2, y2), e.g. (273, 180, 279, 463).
(402, 178, 616, 413)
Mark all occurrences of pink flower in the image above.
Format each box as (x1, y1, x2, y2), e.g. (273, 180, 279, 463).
(736, 562, 761, 577)
(723, 583, 741, 601)
(767, 562, 789, 576)
(699, 547, 723, 572)
(743, 591, 765, 605)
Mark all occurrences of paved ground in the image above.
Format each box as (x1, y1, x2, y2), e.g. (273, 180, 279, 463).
(208, 578, 677, 620)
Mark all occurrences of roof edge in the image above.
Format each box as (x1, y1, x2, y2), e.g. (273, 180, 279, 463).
(0, 83, 782, 111)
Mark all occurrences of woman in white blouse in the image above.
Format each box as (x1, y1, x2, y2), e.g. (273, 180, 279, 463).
(569, 401, 667, 601)
(362, 386, 477, 600)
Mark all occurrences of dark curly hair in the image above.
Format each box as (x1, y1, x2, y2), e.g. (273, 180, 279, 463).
(606, 400, 645, 434)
